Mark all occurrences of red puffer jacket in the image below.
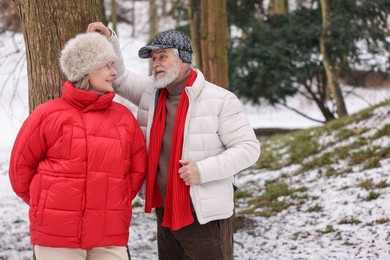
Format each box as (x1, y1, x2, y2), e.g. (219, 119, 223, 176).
(9, 81, 146, 249)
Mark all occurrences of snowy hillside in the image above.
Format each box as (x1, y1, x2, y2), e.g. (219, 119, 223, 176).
(233, 101, 390, 259)
(1, 100, 390, 259)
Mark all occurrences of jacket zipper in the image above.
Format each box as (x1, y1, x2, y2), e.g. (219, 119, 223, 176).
(79, 111, 88, 247)
(183, 87, 192, 160)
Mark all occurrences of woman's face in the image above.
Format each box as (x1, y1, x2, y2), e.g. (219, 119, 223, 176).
(88, 62, 117, 93)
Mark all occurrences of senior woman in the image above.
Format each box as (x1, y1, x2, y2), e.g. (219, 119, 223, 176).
(9, 32, 146, 260)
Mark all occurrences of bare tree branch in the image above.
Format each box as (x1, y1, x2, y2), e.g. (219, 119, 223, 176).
(0, 32, 28, 122)
(343, 86, 372, 107)
(275, 101, 326, 124)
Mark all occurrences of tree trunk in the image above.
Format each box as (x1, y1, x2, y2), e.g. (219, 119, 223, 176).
(149, 0, 158, 41)
(162, 0, 167, 16)
(149, 0, 158, 75)
(131, 0, 136, 37)
(268, 0, 289, 15)
(200, 0, 229, 89)
(187, 0, 202, 70)
(111, 0, 118, 34)
(101, 0, 108, 26)
(13, 0, 104, 113)
(319, 0, 348, 118)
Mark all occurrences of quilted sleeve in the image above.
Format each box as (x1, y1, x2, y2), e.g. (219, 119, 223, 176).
(9, 108, 47, 205)
(196, 94, 261, 183)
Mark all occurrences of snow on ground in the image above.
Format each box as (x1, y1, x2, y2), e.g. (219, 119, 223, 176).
(232, 104, 390, 260)
(233, 170, 390, 259)
(1, 7, 390, 260)
(244, 86, 390, 130)
(1, 150, 389, 259)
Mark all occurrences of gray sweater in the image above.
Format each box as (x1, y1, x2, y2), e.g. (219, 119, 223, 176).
(157, 69, 191, 204)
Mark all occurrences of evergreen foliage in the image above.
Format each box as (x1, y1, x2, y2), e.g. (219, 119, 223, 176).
(228, 0, 390, 120)
(229, 6, 322, 105)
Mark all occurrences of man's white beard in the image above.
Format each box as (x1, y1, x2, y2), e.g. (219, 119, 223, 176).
(153, 62, 181, 89)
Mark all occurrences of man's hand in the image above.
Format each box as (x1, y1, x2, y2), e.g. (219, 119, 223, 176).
(178, 160, 201, 186)
(87, 22, 111, 38)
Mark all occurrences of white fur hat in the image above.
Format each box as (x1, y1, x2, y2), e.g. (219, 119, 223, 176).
(60, 32, 118, 82)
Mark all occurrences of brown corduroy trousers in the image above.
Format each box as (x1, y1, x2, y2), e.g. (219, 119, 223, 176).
(155, 207, 233, 260)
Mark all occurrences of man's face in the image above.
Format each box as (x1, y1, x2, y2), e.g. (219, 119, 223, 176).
(151, 48, 185, 89)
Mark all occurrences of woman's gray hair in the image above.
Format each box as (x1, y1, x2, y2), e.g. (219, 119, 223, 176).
(73, 75, 90, 90)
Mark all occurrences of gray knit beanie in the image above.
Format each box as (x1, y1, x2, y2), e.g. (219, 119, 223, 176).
(60, 32, 118, 82)
(138, 30, 193, 64)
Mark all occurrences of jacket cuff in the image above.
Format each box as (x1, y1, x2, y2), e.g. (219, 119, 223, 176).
(108, 28, 116, 41)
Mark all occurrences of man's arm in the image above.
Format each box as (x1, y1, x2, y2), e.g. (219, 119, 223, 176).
(87, 22, 153, 106)
(196, 95, 260, 183)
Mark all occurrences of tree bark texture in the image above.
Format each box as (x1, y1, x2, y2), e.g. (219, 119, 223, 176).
(14, 0, 104, 113)
(200, 0, 229, 89)
(268, 0, 289, 15)
(319, 0, 348, 118)
(149, 0, 158, 75)
(111, 0, 118, 33)
(187, 0, 202, 70)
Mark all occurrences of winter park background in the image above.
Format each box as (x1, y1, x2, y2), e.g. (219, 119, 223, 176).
(1, 3, 390, 260)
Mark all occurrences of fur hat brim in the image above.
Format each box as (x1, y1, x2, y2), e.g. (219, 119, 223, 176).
(60, 32, 118, 82)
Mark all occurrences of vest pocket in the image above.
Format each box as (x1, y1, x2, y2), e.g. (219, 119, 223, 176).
(35, 190, 48, 225)
(46, 124, 73, 159)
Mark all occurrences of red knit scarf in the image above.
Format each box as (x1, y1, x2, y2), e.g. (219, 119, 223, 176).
(145, 69, 197, 231)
